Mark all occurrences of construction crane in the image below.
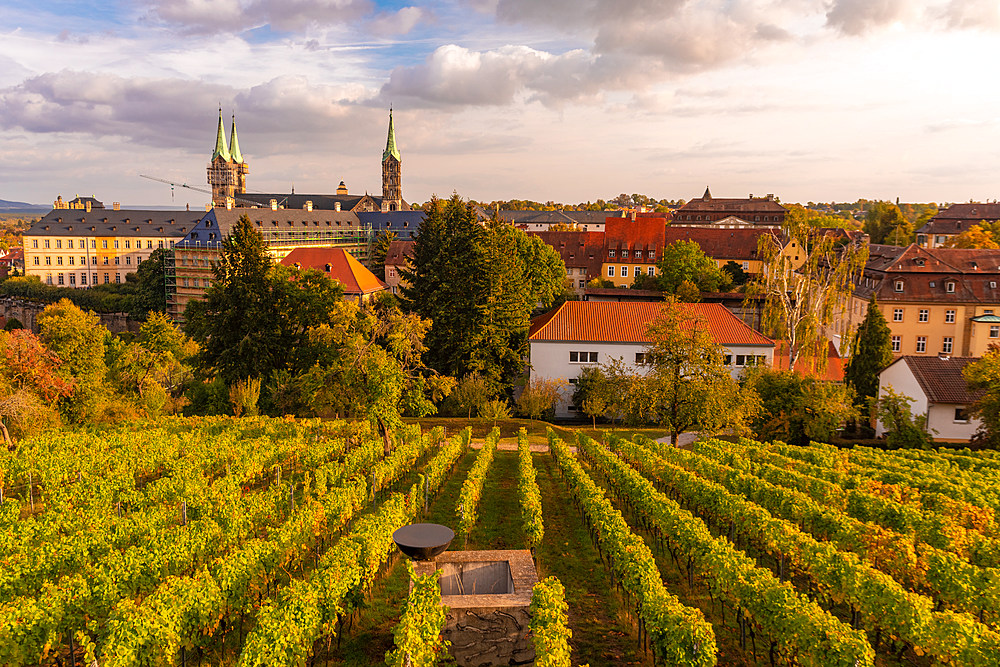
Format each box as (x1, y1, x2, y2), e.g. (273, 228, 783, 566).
(139, 174, 287, 209)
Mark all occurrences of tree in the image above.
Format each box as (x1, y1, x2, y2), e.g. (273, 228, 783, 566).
(963, 347, 1000, 447)
(655, 241, 731, 294)
(743, 368, 856, 445)
(185, 215, 344, 385)
(722, 261, 749, 286)
(108, 312, 198, 414)
(400, 195, 566, 393)
(945, 223, 1000, 249)
(451, 372, 493, 418)
(625, 298, 759, 443)
(844, 297, 894, 411)
(864, 202, 913, 245)
(0, 329, 73, 445)
(745, 222, 868, 371)
(876, 386, 934, 449)
(130, 248, 169, 318)
(36, 299, 110, 421)
(517, 377, 567, 421)
(370, 230, 397, 280)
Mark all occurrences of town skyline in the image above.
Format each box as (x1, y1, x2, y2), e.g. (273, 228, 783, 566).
(1, 0, 999, 208)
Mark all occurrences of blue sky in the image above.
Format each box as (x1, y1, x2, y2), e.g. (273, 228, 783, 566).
(1, 0, 999, 207)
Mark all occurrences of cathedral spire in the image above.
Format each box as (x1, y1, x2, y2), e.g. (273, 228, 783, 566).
(229, 113, 243, 164)
(383, 108, 400, 162)
(212, 108, 230, 162)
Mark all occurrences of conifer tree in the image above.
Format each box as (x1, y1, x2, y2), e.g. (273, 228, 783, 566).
(844, 296, 893, 408)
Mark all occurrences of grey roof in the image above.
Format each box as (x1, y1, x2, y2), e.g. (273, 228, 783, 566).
(236, 192, 409, 212)
(27, 209, 201, 238)
(495, 209, 626, 225)
(175, 208, 367, 250)
(357, 210, 424, 240)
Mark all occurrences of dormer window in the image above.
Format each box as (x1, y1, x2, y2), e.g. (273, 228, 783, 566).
(895, 280, 904, 292)
(915, 258, 925, 266)
(609, 249, 616, 258)
(946, 281, 956, 293)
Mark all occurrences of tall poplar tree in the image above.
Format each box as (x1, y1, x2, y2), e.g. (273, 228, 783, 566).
(844, 296, 893, 408)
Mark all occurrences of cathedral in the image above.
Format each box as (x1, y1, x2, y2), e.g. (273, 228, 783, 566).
(207, 110, 408, 212)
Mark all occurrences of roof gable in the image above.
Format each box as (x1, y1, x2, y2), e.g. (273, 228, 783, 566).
(280, 247, 386, 294)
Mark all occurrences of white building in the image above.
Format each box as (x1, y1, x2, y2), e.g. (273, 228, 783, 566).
(527, 301, 775, 418)
(877, 355, 983, 443)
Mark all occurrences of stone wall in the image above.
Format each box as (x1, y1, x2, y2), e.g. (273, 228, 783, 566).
(0, 297, 138, 334)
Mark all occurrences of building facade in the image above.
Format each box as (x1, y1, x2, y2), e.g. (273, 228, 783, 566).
(846, 244, 1000, 358)
(916, 203, 1000, 248)
(601, 215, 667, 287)
(24, 209, 199, 288)
(674, 187, 787, 227)
(528, 301, 774, 418)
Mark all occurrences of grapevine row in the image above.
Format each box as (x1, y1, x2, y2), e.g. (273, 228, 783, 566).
(529, 577, 573, 667)
(517, 428, 544, 551)
(456, 428, 498, 537)
(385, 562, 449, 667)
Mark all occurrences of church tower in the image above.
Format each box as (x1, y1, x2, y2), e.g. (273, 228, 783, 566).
(381, 110, 402, 211)
(207, 111, 249, 208)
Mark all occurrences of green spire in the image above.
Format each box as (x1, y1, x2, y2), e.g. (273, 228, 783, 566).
(229, 114, 243, 164)
(212, 109, 230, 161)
(383, 109, 400, 162)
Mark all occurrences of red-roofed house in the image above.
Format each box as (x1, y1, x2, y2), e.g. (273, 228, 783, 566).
(528, 301, 774, 417)
(602, 215, 667, 287)
(528, 230, 605, 294)
(280, 247, 386, 303)
(382, 239, 414, 295)
(877, 355, 984, 442)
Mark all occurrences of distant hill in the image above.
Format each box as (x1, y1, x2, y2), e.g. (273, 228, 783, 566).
(0, 198, 47, 211)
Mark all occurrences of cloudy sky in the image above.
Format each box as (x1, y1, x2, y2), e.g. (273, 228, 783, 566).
(1, 0, 998, 208)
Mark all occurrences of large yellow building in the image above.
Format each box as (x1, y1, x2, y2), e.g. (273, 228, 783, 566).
(846, 244, 1000, 358)
(24, 206, 201, 288)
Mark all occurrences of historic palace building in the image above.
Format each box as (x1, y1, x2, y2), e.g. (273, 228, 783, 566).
(673, 187, 788, 227)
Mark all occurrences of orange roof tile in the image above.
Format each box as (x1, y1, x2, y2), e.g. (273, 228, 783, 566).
(528, 301, 773, 347)
(280, 247, 386, 294)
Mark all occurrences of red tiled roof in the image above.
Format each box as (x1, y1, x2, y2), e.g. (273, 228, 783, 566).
(528, 301, 773, 347)
(678, 196, 787, 214)
(773, 340, 844, 381)
(890, 356, 984, 405)
(930, 203, 1000, 223)
(664, 227, 780, 261)
(604, 217, 666, 264)
(528, 230, 605, 278)
(280, 247, 386, 294)
(855, 244, 1000, 304)
(384, 239, 414, 267)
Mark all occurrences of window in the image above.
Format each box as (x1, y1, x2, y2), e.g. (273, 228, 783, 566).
(114, 240, 119, 249)
(916, 336, 926, 353)
(918, 309, 928, 322)
(566, 267, 572, 276)
(893, 308, 903, 322)
(894, 280, 904, 292)
(69, 274, 75, 285)
(56, 257, 62, 265)
(620, 266, 627, 276)
(91, 257, 97, 264)
(32, 239, 38, 248)
(609, 249, 616, 258)
(182, 278, 189, 287)
(648, 251, 655, 259)
(55, 240, 62, 249)
(647, 266, 654, 276)
(992, 282, 998, 289)
(578, 280, 585, 288)
(945, 310, 956, 323)
(136, 257, 142, 265)
(991, 326, 999, 339)
(936, 235, 946, 245)
(943, 337, 953, 354)
(607, 265, 614, 277)
(45, 256, 51, 265)
(635, 352, 648, 364)
(46, 274, 52, 285)
(57, 274, 64, 285)
(955, 407, 969, 423)
(104, 273, 110, 284)
(114, 257, 119, 265)
(891, 335, 901, 352)
(147, 240, 153, 249)
(946, 282, 955, 293)
(735, 355, 747, 366)
(102, 240, 108, 249)
(388, 268, 395, 278)
(103, 257, 109, 265)
(742, 261, 749, 271)
(90, 240, 96, 248)
(44, 240, 50, 249)
(125, 240, 130, 249)
(80, 273, 87, 285)
(125, 256, 131, 265)
(634, 266, 642, 277)
(724, 354, 732, 365)
(115, 273, 121, 284)
(33, 257, 39, 265)
(986, 309, 995, 315)
(65, 240, 73, 249)
(569, 351, 598, 363)
(92, 273, 98, 284)
(68, 257, 74, 266)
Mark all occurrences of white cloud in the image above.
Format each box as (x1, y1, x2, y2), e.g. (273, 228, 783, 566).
(366, 6, 429, 36)
(142, 0, 374, 34)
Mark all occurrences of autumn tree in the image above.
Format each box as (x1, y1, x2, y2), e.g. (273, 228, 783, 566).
(745, 222, 868, 371)
(0, 329, 73, 445)
(516, 377, 567, 421)
(624, 298, 759, 443)
(844, 297, 894, 412)
(743, 368, 855, 445)
(451, 372, 493, 418)
(876, 386, 934, 449)
(864, 202, 913, 245)
(944, 223, 1000, 249)
(36, 299, 110, 421)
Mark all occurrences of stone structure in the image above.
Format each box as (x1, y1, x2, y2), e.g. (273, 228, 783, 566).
(207, 111, 248, 208)
(414, 549, 537, 667)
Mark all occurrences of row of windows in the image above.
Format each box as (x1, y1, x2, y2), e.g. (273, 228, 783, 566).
(893, 279, 969, 292)
(890, 335, 961, 354)
(607, 266, 656, 278)
(681, 214, 780, 222)
(34, 256, 142, 266)
(569, 351, 598, 363)
(44, 273, 120, 286)
(565, 267, 587, 276)
(609, 250, 656, 259)
(891, 307, 965, 323)
(724, 354, 768, 367)
(181, 278, 211, 288)
(31, 239, 168, 250)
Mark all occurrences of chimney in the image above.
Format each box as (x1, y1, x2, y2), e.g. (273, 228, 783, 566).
(306, 200, 313, 212)
(325, 263, 332, 272)
(186, 203, 190, 211)
(85, 201, 91, 212)
(270, 199, 278, 211)
(226, 197, 234, 210)
(335, 202, 341, 212)
(113, 201, 121, 211)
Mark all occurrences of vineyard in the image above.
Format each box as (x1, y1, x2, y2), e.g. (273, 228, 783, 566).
(2, 416, 1000, 666)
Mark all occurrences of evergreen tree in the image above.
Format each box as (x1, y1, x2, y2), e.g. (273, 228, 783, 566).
(844, 296, 894, 408)
(370, 230, 397, 280)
